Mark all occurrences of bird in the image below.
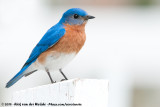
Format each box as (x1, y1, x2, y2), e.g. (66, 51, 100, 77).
(6, 8, 95, 88)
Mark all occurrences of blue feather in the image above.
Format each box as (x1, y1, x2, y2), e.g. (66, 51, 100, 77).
(6, 23, 65, 88)
(23, 25, 65, 67)
(5, 62, 34, 88)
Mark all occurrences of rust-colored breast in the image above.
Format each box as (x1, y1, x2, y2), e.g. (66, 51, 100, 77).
(52, 23, 86, 53)
(38, 23, 86, 63)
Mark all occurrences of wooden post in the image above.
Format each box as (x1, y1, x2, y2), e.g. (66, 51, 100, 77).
(12, 78, 109, 107)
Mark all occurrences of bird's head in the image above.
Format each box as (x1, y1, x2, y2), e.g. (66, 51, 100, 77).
(59, 8, 95, 25)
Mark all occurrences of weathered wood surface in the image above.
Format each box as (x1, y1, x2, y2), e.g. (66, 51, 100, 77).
(12, 78, 109, 107)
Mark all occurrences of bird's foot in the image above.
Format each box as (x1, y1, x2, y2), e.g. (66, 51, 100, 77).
(51, 81, 56, 84)
(61, 79, 67, 81)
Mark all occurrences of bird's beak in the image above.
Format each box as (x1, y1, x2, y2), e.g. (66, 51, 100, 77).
(84, 15, 95, 20)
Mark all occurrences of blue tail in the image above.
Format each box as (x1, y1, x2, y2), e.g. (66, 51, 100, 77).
(6, 65, 30, 88)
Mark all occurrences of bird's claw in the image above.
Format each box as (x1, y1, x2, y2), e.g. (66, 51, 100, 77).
(61, 79, 66, 81)
(52, 81, 56, 83)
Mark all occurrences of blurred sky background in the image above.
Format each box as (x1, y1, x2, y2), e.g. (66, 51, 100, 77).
(0, 0, 160, 107)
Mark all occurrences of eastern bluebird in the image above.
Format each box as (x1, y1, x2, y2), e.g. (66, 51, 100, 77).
(6, 8, 95, 88)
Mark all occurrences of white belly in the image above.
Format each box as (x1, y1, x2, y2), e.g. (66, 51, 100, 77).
(25, 52, 76, 74)
(43, 52, 76, 71)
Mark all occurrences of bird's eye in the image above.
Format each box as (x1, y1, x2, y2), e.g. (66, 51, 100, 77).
(74, 14, 79, 19)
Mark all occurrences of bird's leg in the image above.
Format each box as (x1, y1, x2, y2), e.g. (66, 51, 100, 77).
(45, 68, 56, 83)
(59, 69, 68, 81)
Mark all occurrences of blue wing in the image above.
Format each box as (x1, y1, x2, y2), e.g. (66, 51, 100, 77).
(23, 27, 65, 68)
(6, 25, 66, 88)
